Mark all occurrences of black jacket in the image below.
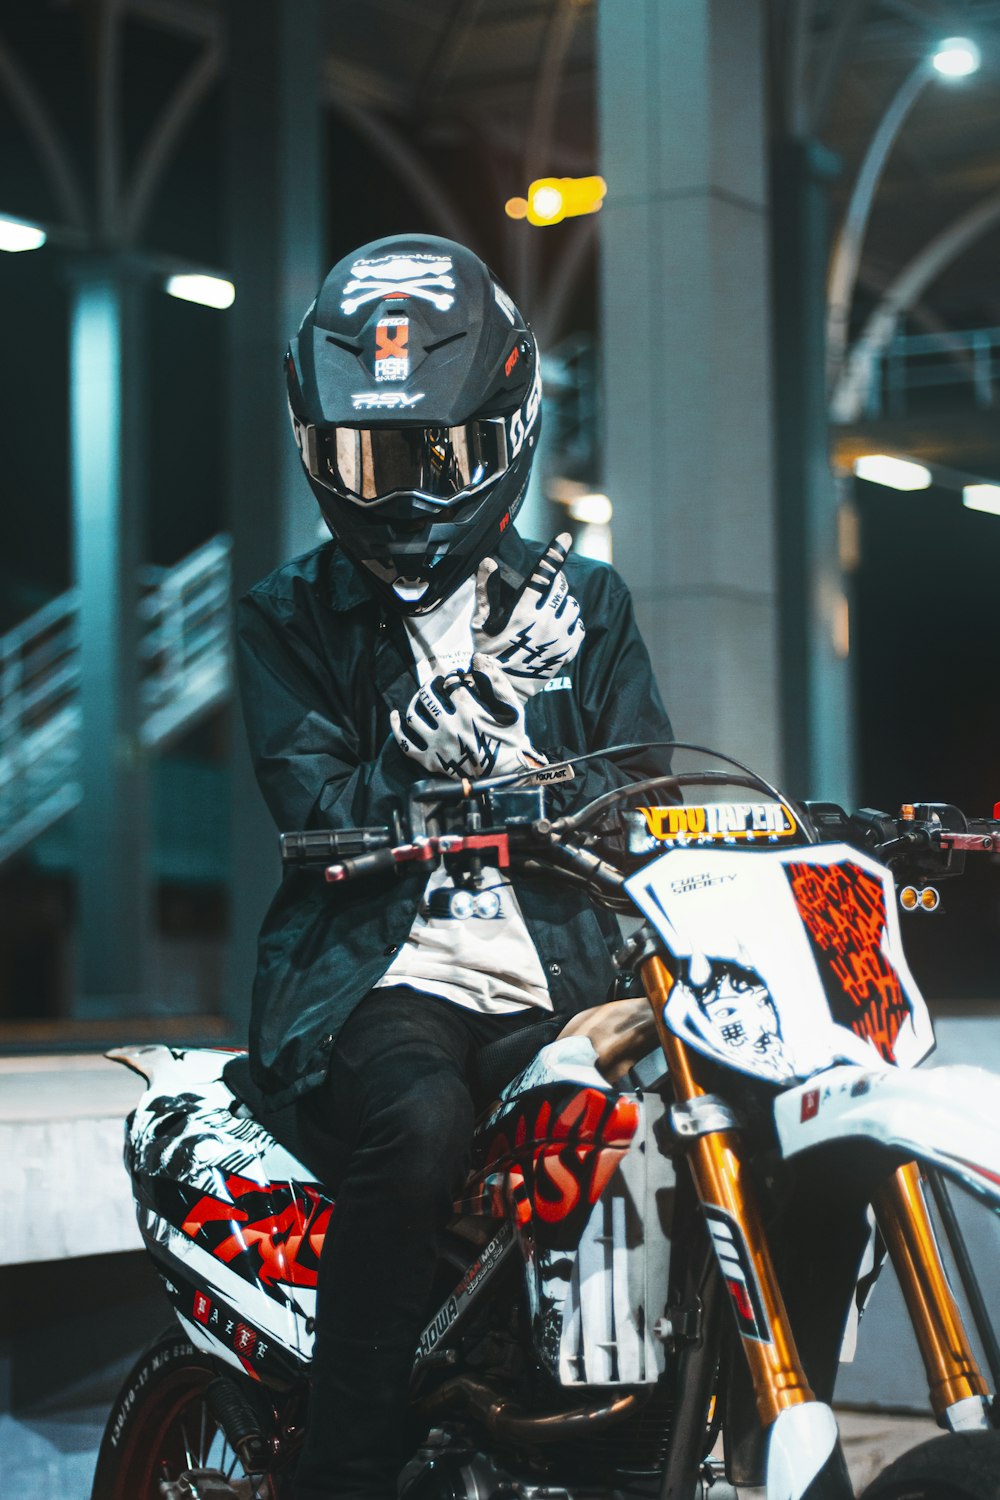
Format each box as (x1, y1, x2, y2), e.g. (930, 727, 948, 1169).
(237, 529, 674, 1107)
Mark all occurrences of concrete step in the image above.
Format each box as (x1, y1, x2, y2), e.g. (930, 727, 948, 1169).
(0, 1053, 145, 1266)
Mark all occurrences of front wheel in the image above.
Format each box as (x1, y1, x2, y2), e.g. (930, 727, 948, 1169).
(91, 1328, 287, 1499)
(861, 1431, 1000, 1500)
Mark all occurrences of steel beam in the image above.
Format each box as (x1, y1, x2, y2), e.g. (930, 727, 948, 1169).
(225, 0, 326, 1035)
(69, 264, 153, 1017)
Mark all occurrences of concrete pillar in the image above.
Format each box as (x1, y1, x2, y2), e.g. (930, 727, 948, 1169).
(772, 140, 856, 806)
(597, 0, 781, 781)
(69, 265, 152, 1017)
(225, 0, 326, 1034)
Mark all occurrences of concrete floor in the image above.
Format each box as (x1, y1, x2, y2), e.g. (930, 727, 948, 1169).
(0, 1398, 944, 1499)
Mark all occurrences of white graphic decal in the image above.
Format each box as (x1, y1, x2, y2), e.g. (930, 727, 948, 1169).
(413, 1222, 515, 1365)
(494, 282, 517, 325)
(509, 362, 542, 457)
(624, 843, 933, 1085)
(705, 1205, 773, 1344)
(342, 254, 455, 314)
(351, 391, 425, 411)
(540, 675, 571, 693)
(669, 872, 738, 895)
(374, 315, 410, 383)
(523, 762, 575, 785)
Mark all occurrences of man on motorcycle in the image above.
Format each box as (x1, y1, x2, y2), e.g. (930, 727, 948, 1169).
(236, 233, 674, 1500)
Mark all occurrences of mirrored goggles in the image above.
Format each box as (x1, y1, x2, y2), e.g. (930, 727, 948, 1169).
(302, 418, 510, 506)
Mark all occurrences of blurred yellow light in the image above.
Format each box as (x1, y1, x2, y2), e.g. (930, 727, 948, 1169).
(525, 176, 607, 227)
(963, 484, 1000, 516)
(920, 887, 940, 911)
(853, 454, 931, 491)
(505, 197, 528, 220)
(837, 501, 861, 571)
(832, 592, 850, 660)
(530, 184, 564, 223)
(166, 274, 235, 310)
(900, 886, 919, 910)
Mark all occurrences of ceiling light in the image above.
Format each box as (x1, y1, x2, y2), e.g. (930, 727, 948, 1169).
(0, 215, 46, 252)
(165, 273, 235, 310)
(568, 492, 613, 526)
(530, 184, 565, 223)
(853, 455, 931, 491)
(932, 37, 981, 77)
(963, 483, 1000, 516)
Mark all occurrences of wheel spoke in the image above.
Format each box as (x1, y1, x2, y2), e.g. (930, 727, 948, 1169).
(179, 1418, 195, 1472)
(95, 1335, 285, 1500)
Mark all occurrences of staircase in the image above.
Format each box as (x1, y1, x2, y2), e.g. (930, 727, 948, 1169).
(0, 534, 232, 866)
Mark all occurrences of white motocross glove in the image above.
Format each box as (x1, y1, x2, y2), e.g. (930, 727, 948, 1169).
(472, 532, 584, 698)
(390, 655, 547, 779)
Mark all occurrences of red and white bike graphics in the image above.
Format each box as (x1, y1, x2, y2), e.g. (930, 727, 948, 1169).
(94, 750, 1000, 1500)
(625, 840, 933, 1083)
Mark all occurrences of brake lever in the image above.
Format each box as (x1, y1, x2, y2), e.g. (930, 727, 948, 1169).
(873, 827, 935, 863)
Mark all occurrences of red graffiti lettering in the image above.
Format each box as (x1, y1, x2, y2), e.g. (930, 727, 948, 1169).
(535, 1148, 581, 1223)
(787, 861, 909, 1062)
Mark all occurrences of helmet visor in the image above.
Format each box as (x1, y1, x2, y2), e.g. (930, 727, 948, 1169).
(303, 419, 510, 506)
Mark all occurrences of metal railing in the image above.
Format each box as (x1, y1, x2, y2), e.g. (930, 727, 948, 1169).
(139, 534, 232, 748)
(865, 325, 1000, 418)
(0, 534, 232, 865)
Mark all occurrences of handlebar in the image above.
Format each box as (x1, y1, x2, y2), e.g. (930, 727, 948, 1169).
(838, 802, 1000, 879)
(277, 745, 1000, 901)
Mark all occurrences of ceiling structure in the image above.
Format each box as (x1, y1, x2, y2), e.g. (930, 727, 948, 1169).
(6, 0, 1000, 339)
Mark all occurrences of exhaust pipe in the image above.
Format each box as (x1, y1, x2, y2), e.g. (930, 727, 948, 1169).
(417, 1377, 641, 1445)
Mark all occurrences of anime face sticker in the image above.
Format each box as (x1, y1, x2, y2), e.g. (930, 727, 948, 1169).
(689, 960, 788, 1072)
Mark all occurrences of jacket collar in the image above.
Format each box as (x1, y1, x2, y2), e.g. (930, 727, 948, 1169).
(323, 527, 547, 619)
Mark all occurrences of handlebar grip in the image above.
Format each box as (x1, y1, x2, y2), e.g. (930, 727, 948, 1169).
(326, 846, 400, 883)
(280, 828, 391, 865)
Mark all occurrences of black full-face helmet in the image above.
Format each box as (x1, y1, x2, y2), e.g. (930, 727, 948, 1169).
(286, 233, 541, 614)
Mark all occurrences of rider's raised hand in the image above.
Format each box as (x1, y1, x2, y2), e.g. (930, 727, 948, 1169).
(390, 655, 548, 779)
(472, 532, 584, 697)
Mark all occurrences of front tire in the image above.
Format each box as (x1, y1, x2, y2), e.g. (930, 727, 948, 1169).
(91, 1327, 284, 1499)
(861, 1431, 1000, 1500)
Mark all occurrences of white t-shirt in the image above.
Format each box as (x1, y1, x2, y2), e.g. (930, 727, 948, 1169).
(376, 578, 553, 1015)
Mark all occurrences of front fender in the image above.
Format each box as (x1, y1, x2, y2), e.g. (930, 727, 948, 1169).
(773, 1064, 1000, 1208)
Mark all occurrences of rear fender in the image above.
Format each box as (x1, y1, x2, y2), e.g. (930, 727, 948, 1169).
(108, 1044, 321, 1375)
(106, 1043, 232, 1095)
(774, 1064, 1000, 1207)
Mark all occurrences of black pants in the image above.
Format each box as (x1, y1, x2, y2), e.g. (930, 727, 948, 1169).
(290, 986, 547, 1500)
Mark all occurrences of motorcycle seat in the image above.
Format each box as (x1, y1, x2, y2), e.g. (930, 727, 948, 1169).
(219, 1020, 561, 1185)
(222, 1054, 346, 1185)
(220, 999, 657, 1187)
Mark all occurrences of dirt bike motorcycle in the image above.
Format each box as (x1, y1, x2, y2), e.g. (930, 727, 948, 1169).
(93, 742, 1000, 1500)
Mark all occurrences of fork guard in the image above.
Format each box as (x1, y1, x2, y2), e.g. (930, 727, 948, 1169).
(774, 1063, 1000, 1208)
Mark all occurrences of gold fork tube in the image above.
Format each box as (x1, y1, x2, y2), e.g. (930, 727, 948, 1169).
(642, 956, 814, 1427)
(874, 1161, 988, 1419)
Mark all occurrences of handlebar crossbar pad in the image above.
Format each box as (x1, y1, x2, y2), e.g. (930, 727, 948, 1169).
(329, 847, 400, 882)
